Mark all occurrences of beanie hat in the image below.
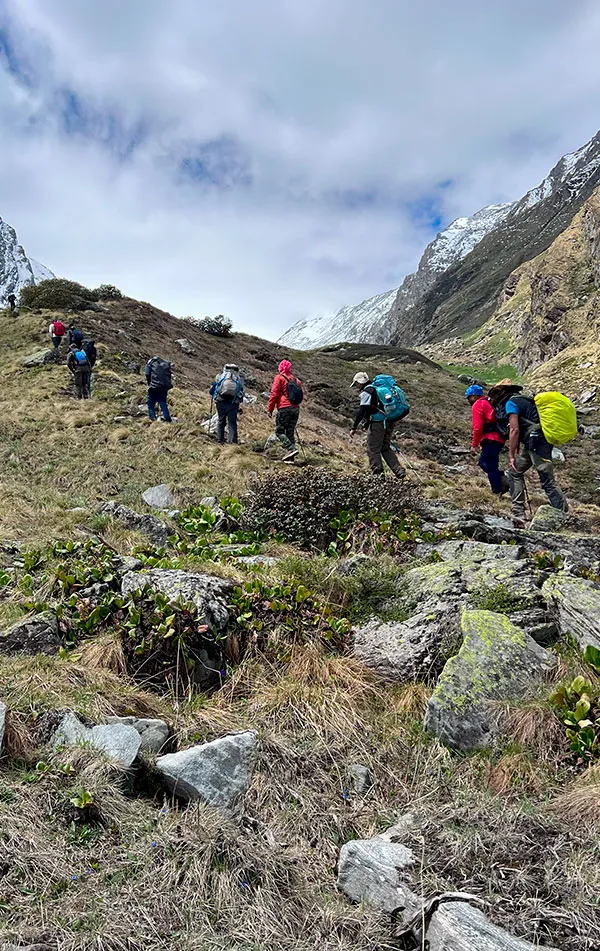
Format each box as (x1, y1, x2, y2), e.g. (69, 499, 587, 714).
(465, 384, 484, 398)
(278, 359, 292, 374)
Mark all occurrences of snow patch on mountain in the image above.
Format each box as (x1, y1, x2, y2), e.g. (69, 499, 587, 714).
(426, 203, 514, 271)
(278, 288, 397, 350)
(0, 218, 55, 305)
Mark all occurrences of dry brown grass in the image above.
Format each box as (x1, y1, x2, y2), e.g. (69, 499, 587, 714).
(547, 764, 600, 824)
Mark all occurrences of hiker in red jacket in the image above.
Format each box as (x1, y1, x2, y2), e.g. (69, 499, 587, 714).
(466, 384, 509, 496)
(267, 359, 303, 460)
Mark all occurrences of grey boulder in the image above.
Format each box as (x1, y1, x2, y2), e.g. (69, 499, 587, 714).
(0, 611, 60, 656)
(101, 502, 172, 547)
(156, 730, 258, 811)
(175, 338, 195, 354)
(121, 569, 231, 631)
(529, 504, 570, 534)
(353, 604, 457, 682)
(425, 610, 554, 751)
(426, 901, 561, 951)
(543, 572, 600, 652)
(106, 716, 171, 753)
(54, 712, 141, 767)
(142, 484, 176, 510)
(21, 349, 55, 368)
(337, 837, 419, 917)
(234, 554, 278, 568)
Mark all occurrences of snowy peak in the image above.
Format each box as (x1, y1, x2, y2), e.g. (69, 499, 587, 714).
(424, 203, 515, 272)
(518, 130, 600, 212)
(0, 217, 54, 304)
(278, 287, 397, 350)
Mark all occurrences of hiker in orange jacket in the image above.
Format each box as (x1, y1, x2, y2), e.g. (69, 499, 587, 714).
(267, 359, 303, 459)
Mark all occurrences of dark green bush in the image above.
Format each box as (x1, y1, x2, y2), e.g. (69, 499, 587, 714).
(241, 468, 415, 550)
(20, 279, 98, 311)
(195, 315, 233, 337)
(93, 284, 122, 300)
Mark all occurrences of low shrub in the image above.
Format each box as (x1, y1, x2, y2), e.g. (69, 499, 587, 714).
(20, 279, 99, 311)
(93, 284, 122, 300)
(242, 468, 415, 550)
(468, 582, 530, 614)
(195, 315, 233, 337)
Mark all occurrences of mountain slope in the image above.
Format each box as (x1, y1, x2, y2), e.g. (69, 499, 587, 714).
(389, 130, 600, 346)
(0, 216, 54, 304)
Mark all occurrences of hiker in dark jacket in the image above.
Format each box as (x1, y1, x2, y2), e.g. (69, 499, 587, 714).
(349, 372, 405, 478)
(82, 339, 97, 393)
(209, 364, 245, 444)
(68, 325, 84, 348)
(145, 356, 172, 423)
(466, 384, 509, 496)
(489, 379, 567, 527)
(7, 294, 16, 314)
(67, 344, 91, 399)
(267, 359, 303, 459)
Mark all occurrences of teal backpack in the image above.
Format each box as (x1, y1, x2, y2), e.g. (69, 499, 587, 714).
(372, 374, 410, 424)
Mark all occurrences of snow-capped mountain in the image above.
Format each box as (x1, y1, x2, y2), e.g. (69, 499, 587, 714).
(278, 288, 397, 350)
(0, 217, 54, 304)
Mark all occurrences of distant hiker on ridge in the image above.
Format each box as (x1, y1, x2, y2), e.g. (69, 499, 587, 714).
(49, 318, 65, 358)
(466, 384, 509, 496)
(7, 293, 16, 314)
(67, 343, 91, 400)
(145, 355, 173, 423)
(488, 379, 568, 528)
(349, 371, 408, 479)
(209, 363, 245, 444)
(267, 359, 303, 460)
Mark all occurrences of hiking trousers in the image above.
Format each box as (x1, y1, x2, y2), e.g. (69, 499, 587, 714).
(508, 445, 568, 518)
(216, 400, 239, 443)
(147, 386, 172, 422)
(73, 369, 90, 399)
(478, 439, 505, 494)
(275, 406, 299, 450)
(367, 421, 406, 478)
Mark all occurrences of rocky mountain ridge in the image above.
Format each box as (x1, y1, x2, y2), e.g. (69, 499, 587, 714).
(0, 216, 54, 305)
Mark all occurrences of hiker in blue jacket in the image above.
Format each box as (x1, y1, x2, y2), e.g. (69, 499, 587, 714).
(349, 371, 406, 478)
(209, 364, 244, 444)
(67, 344, 91, 399)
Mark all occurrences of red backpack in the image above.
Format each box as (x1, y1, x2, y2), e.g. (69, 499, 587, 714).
(52, 320, 65, 336)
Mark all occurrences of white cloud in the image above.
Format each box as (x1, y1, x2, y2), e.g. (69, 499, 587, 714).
(0, 0, 600, 338)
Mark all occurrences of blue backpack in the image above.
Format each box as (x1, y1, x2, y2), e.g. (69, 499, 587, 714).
(73, 350, 90, 366)
(372, 374, 410, 423)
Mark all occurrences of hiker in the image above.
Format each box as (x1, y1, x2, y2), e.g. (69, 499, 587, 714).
(49, 318, 65, 357)
(7, 293, 16, 314)
(82, 339, 97, 393)
(67, 344, 91, 399)
(488, 379, 568, 528)
(145, 355, 172, 423)
(68, 325, 84, 348)
(466, 384, 509, 495)
(349, 372, 407, 479)
(267, 359, 303, 459)
(209, 363, 245, 444)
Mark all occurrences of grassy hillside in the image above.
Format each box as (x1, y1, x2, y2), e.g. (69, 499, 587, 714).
(0, 298, 600, 950)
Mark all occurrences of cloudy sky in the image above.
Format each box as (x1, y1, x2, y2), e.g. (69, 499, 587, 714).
(1, 0, 600, 339)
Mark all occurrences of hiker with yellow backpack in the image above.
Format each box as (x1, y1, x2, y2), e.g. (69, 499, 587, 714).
(488, 379, 577, 528)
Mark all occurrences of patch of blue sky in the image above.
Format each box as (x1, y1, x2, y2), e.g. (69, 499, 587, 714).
(58, 88, 147, 159)
(179, 135, 252, 189)
(0, 25, 36, 88)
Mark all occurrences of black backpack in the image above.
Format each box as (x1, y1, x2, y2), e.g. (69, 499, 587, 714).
(285, 376, 303, 405)
(82, 339, 97, 365)
(150, 358, 172, 390)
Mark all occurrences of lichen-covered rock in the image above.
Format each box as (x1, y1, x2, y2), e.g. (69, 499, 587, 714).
(233, 554, 278, 567)
(353, 604, 457, 682)
(434, 539, 525, 563)
(156, 731, 258, 811)
(53, 712, 141, 767)
(543, 572, 600, 652)
(106, 716, 171, 753)
(142, 484, 175, 510)
(424, 610, 554, 751)
(0, 612, 60, 656)
(529, 504, 570, 534)
(402, 563, 463, 600)
(101, 502, 172, 547)
(121, 569, 231, 632)
(461, 558, 540, 604)
(426, 900, 561, 950)
(21, 349, 55, 368)
(336, 838, 419, 916)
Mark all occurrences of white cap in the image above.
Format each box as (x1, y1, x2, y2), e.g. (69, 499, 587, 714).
(350, 371, 369, 388)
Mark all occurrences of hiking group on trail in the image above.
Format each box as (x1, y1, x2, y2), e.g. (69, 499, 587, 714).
(467, 378, 576, 528)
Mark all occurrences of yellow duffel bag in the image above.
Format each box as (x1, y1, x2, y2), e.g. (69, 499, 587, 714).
(534, 391, 578, 445)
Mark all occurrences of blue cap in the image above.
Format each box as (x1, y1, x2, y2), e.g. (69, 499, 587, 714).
(465, 384, 484, 398)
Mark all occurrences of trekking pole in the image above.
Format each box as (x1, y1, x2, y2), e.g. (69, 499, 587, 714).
(295, 428, 308, 462)
(523, 477, 534, 518)
(390, 441, 424, 485)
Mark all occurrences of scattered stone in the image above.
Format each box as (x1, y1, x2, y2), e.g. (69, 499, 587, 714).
(100, 502, 172, 547)
(543, 572, 600, 652)
(0, 702, 6, 751)
(336, 554, 371, 576)
(0, 612, 60, 656)
(156, 731, 258, 811)
(114, 555, 143, 572)
(576, 406, 598, 416)
(142, 484, 176, 510)
(175, 338, 195, 354)
(54, 712, 141, 767)
(336, 838, 419, 916)
(106, 716, 171, 753)
(424, 610, 554, 751)
(201, 413, 219, 435)
(529, 504, 570, 534)
(580, 425, 600, 437)
(264, 434, 279, 451)
(353, 605, 457, 682)
(347, 763, 373, 795)
(579, 387, 597, 404)
(426, 900, 561, 951)
(234, 554, 278, 567)
(21, 349, 55, 368)
(379, 813, 418, 840)
(121, 569, 231, 632)
(434, 539, 524, 563)
(447, 446, 471, 456)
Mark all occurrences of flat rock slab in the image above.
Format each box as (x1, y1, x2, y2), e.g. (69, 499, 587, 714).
(106, 716, 171, 753)
(54, 712, 141, 767)
(353, 604, 457, 682)
(234, 555, 279, 567)
(156, 731, 258, 811)
(426, 901, 561, 951)
(425, 610, 554, 751)
(21, 349, 55, 367)
(337, 838, 419, 917)
(435, 539, 525, 563)
(0, 612, 60, 655)
(543, 572, 600, 652)
(122, 569, 231, 631)
(402, 563, 464, 601)
(101, 502, 172, 547)
(142, 484, 176, 510)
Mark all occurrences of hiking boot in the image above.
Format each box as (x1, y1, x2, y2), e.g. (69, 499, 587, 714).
(512, 516, 527, 529)
(283, 449, 299, 462)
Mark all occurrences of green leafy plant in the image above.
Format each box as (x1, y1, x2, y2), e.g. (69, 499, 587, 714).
(584, 644, 600, 676)
(551, 675, 600, 763)
(530, 550, 564, 571)
(70, 788, 93, 810)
